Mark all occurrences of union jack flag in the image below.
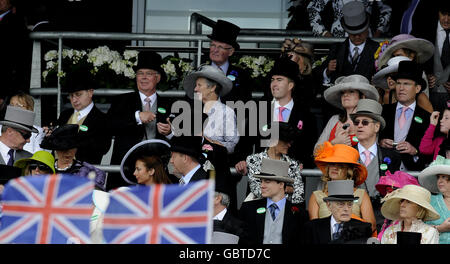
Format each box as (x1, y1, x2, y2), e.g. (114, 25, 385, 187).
(0, 174, 94, 244)
(103, 179, 214, 244)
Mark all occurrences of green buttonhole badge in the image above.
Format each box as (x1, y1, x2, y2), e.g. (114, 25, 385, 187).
(414, 116, 423, 124)
(379, 164, 388, 171)
(158, 107, 167, 114)
(79, 125, 88, 132)
(257, 207, 266, 214)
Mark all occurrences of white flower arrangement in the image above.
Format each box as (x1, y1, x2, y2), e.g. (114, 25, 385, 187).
(238, 55, 274, 78)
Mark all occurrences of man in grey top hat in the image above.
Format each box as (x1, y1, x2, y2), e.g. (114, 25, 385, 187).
(0, 106, 37, 166)
(302, 180, 372, 244)
(238, 158, 308, 245)
(317, 1, 379, 85)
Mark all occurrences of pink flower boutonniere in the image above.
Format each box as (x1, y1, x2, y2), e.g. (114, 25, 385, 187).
(297, 120, 303, 130)
(202, 144, 213, 152)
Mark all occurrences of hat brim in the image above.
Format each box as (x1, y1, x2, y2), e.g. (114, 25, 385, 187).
(381, 194, 440, 221)
(253, 173, 294, 184)
(324, 83, 379, 109)
(418, 165, 450, 194)
(183, 70, 233, 100)
(14, 157, 55, 174)
(207, 35, 240, 50)
(350, 112, 386, 131)
(0, 121, 38, 134)
(323, 195, 359, 201)
(120, 139, 171, 185)
(377, 39, 434, 68)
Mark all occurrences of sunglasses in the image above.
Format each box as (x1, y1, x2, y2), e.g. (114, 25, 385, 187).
(14, 128, 32, 140)
(352, 119, 377, 126)
(28, 162, 52, 172)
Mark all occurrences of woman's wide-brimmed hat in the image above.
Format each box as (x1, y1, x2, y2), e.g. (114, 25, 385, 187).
(323, 180, 359, 201)
(418, 155, 450, 194)
(381, 184, 440, 221)
(14, 150, 56, 174)
(372, 56, 411, 89)
(133, 51, 167, 82)
(253, 158, 294, 184)
(350, 99, 386, 130)
(0, 106, 38, 133)
(314, 141, 368, 186)
(207, 19, 241, 50)
(375, 170, 419, 197)
(183, 64, 233, 99)
(120, 139, 171, 185)
(377, 34, 434, 69)
(324, 74, 379, 109)
(340, 1, 370, 35)
(40, 124, 80, 150)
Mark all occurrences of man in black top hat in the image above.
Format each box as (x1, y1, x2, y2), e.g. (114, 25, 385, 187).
(106, 51, 174, 190)
(316, 1, 379, 85)
(379, 60, 431, 171)
(48, 67, 111, 165)
(169, 135, 208, 185)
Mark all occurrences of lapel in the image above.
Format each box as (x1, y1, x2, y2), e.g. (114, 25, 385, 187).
(255, 198, 267, 243)
(405, 105, 429, 147)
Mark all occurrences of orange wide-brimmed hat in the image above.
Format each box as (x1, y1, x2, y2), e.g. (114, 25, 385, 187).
(314, 141, 367, 186)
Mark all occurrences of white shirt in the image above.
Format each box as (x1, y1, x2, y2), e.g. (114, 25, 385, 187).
(73, 102, 94, 122)
(213, 208, 227, 221)
(181, 164, 201, 185)
(436, 21, 449, 57)
(273, 99, 294, 122)
(135, 91, 157, 124)
(357, 142, 378, 165)
(0, 140, 13, 164)
(211, 61, 229, 74)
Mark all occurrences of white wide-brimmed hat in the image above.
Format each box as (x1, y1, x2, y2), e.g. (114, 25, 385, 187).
(253, 158, 294, 184)
(372, 56, 411, 89)
(377, 34, 434, 69)
(381, 184, 440, 221)
(183, 65, 233, 99)
(418, 155, 450, 194)
(324, 74, 379, 109)
(0, 106, 38, 133)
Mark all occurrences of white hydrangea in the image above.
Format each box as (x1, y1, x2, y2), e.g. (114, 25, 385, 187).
(162, 61, 177, 79)
(123, 67, 135, 79)
(109, 59, 127, 75)
(87, 46, 120, 67)
(123, 50, 138, 61)
(44, 50, 58, 61)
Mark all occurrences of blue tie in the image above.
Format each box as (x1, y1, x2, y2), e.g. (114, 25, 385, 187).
(269, 203, 278, 221)
(7, 149, 14, 166)
(333, 223, 342, 240)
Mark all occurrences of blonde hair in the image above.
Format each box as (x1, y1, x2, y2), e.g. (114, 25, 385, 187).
(322, 163, 358, 192)
(10, 92, 35, 111)
(415, 206, 427, 220)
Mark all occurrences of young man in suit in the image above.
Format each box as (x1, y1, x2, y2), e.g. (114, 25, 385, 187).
(169, 135, 208, 185)
(318, 1, 379, 86)
(302, 180, 372, 244)
(238, 158, 308, 245)
(107, 51, 174, 190)
(53, 68, 111, 165)
(379, 61, 431, 171)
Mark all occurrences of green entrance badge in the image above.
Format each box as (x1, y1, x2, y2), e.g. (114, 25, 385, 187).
(380, 164, 388, 171)
(79, 125, 88, 132)
(352, 136, 359, 143)
(257, 207, 266, 214)
(158, 107, 167, 114)
(414, 116, 423, 124)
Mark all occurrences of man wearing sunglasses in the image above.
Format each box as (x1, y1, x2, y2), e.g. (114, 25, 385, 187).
(350, 99, 400, 232)
(0, 106, 37, 167)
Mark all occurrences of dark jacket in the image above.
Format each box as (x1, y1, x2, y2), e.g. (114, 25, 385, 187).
(213, 211, 248, 243)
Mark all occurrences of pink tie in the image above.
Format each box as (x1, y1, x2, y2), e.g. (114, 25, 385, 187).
(363, 150, 372, 166)
(398, 107, 408, 129)
(278, 106, 286, 122)
(143, 97, 151, 112)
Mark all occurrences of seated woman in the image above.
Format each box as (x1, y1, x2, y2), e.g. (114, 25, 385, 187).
(380, 184, 440, 244)
(315, 75, 379, 150)
(14, 150, 55, 176)
(309, 141, 376, 232)
(419, 156, 450, 244)
(40, 124, 107, 191)
(120, 139, 172, 186)
(419, 107, 450, 160)
(183, 65, 239, 154)
(374, 34, 434, 112)
(246, 122, 304, 204)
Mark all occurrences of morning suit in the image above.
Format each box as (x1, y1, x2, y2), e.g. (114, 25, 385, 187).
(56, 105, 111, 164)
(189, 166, 209, 182)
(379, 102, 431, 171)
(238, 198, 308, 245)
(213, 211, 248, 242)
(106, 91, 173, 190)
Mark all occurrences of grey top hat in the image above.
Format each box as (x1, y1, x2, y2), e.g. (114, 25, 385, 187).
(0, 106, 38, 133)
(323, 180, 358, 201)
(350, 99, 386, 130)
(324, 74, 379, 109)
(253, 158, 294, 184)
(183, 65, 233, 100)
(341, 1, 369, 35)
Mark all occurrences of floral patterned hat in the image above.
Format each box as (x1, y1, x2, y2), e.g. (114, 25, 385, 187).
(314, 141, 367, 186)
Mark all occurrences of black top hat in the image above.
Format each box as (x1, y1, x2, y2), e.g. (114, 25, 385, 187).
(207, 20, 241, 50)
(40, 124, 80, 150)
(169, 135, 205, 164)
(133, 51, 167, 82)
(392, 61, 427, 91)
(438, 1, 450, 13)
(61, 65, 96, 93)
(269, 57, 301, 85)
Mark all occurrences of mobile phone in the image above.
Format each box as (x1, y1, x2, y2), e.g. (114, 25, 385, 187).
(168, 113, 176, 124)
(342, 123, 350, 130)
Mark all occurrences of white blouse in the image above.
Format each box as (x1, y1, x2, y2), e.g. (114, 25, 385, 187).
(381, 219, 439, 244)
